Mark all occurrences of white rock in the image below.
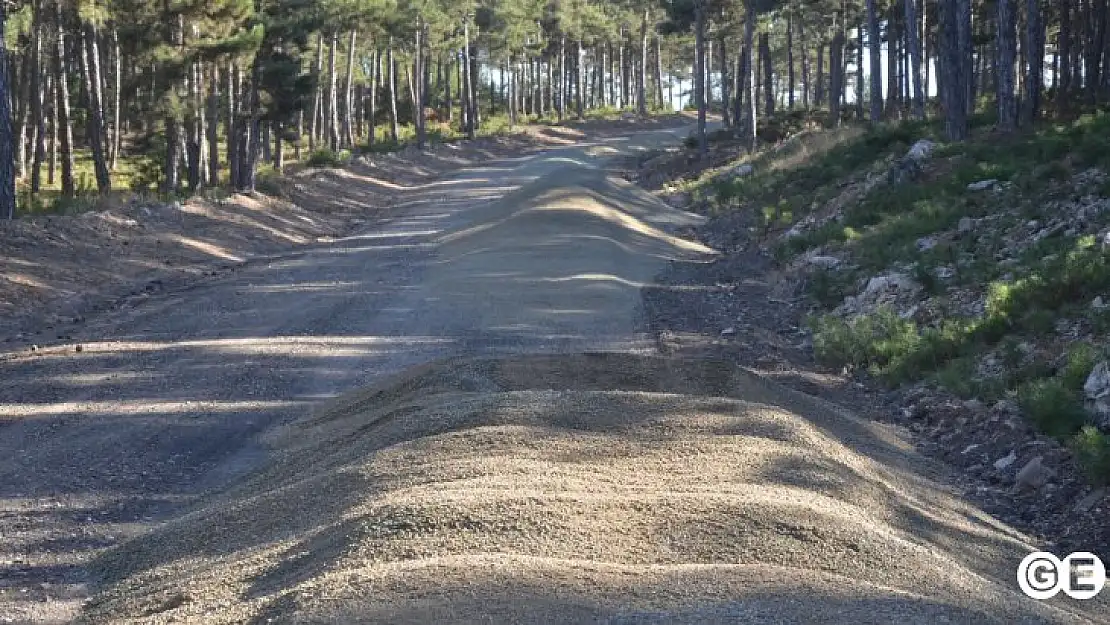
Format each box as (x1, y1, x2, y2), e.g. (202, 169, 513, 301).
(1083, 361, 1110, 428)
(720, 327, 737, 336)
(863, 273, 919, 297)
(967, 179, 998, 192)
(1084, 361, 1110, 401)
(1092, 296, 1107, 311)
(906, 139, 936, 161)
(957, 217, 974, 233)
(916, 236, 938, 251)
(732, 164, 754, 177)
(962, 444, 981, 455)
(993, 451, 1017, 471)
(805, 254, 842, 270)
(1014, 456, 1054, 491)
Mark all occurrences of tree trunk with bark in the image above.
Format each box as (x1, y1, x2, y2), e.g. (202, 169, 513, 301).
(787, 14, 795, 110)
(81, 23, 111, 193)
(310, 33, 323, 150)
(867, 0, 883, 121)
(997, 0, 1018, 131)
(1024, 0, 1044, 124)
(694, 0, 708, 157)
(760, 32, 773, 117)
(904, 0, 925, 118)
(743, 2, 757, 150)
(343, 30, 357, 148)
(0, 4, 15, 218)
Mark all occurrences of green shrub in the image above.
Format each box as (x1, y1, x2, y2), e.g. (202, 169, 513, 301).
(1060, 343, 1102, 393)
(306, 148, 346, 168)
(810, 308, 919, 374)
(807, 268, 855, 309)
(1072, 426, 1110, 486)
(1017, 378, 1088, 439)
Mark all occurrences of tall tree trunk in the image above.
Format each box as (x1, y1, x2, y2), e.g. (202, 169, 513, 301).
(886, 5, 900, 113)
(856, 25, 865, 119)
(867, 0, 883, 121)
(369, 49, 380, 147)
(576, 39, 585, 119)
(800, 19, 810, 108)
(387, 38, 399, 143)
(29, 0, 45, 195)
(1059, 0, 1072, 111)
(558, 35, 566, 119)
(638, 8, 649, 115)
(109, 26, 121, 169)
(208, 65, 220, 184)
(273, 122, 283, 171)
(829, 30, 845, 127)
(326, 32, 339, 150)
(904, 0, 925, 118)
(343, 30, 357, 148)
(415, 21, 426, 148)
(444, 53, 453, 123)
(694, 0, 707, 157)
(816, 43, 825, 106)
(0, 4, 14, 218)
(654, 34, 665, 109)
(81, 22, 111, 193)
(463, 23, 476, 138)
(47, 73, 55, 186)
(718, 32, 730, 125)
(743, 2, 757, 150)
(227, 65, 239, 187)
(239, 61, 261, 191)
(1024, 0, 1044, 123)
(310, 33, 323, 150)
(53, 0, 73, 199)
(940, 0, 971, 140)
(760, 32, 773, 117)
(997, 0, 1018, 131)
(787, 14, 795, 110)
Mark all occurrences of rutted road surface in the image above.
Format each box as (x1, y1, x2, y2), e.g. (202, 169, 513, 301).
(0, 126, 1103, 623)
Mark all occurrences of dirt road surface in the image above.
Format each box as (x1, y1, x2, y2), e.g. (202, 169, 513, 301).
(0, 124, 1105, 623)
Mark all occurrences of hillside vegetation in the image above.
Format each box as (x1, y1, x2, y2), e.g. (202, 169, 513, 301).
(680, 110, 1110, 488)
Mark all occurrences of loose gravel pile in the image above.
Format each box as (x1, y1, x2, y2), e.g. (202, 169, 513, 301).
(79, 353, 1100, 623)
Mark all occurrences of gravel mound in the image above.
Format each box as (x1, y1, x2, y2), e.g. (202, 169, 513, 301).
(79, 353, 1096, 623)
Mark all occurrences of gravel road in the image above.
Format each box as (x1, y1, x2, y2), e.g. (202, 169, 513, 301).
(0, 124, 699, 623)
(1, 124, 1104, 624)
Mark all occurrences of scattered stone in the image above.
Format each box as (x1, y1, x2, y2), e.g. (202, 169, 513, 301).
(1083, 361, 1110, 429)
(731, 164, 754, 178)
(1014, 455, 1054, 491)
(957, 217, 975, 233)
(934, 265, 956, 280)
(993, 399, 1019, 415)
(967, 179, 998, 192)
(887, 139, 936, 184)
(804, 254, 842, 270)
(994, 451, 1017, 471)
(1074, 488, 1107, 513)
